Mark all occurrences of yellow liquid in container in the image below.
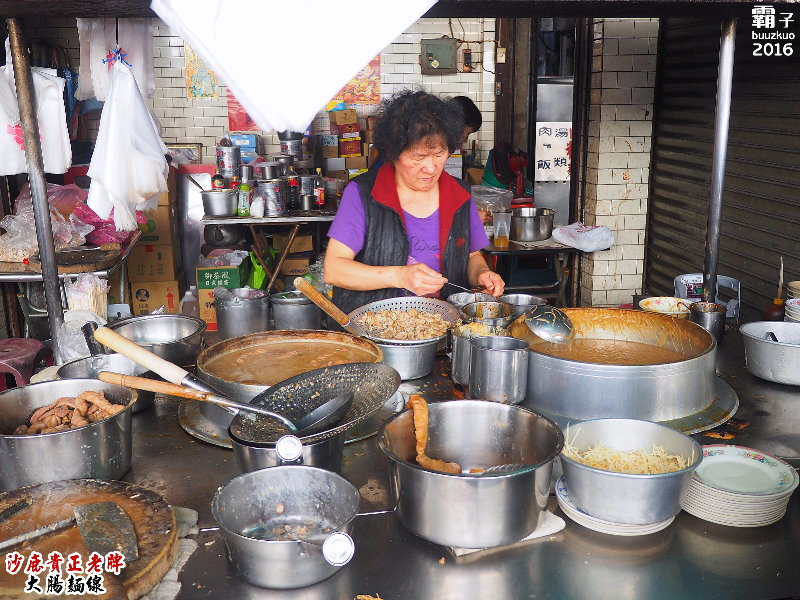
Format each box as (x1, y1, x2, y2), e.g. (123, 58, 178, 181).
(494, 235, 509, 248)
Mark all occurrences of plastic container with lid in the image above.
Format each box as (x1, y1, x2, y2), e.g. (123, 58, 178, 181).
(179, 286, 199, 318)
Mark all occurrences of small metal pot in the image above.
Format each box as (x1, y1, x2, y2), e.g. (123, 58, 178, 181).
(498, 293, 546, 318)
(446, 292, 494, 310)
(510, 207, 556, 242)
(229, 427, 346, 474)
(201, 189, 238, 217)
(689, 301, 726, 343)
(108, 314, 205, 367)
(216, 289, 270, 341)
(376, 340, 438, 380)
(0, 379, 136, 492)
(450, 324, 511, 387)
(212, 466, 359, 589)
(560, 418, 702, 525)
(740, 321, 800, 385)
(461, 301, 515, 328)
(379, 400, 563, 548)
(57, 354, 155, 412)
(468, 337, 529, 404)
(271, 293, 322, 330)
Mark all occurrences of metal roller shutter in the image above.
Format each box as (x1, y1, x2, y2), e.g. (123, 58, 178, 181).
(646, 18, 800, 322)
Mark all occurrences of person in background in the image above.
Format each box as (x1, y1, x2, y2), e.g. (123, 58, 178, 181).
(368, 95, 482, 172)
(324, 90, 504, 313)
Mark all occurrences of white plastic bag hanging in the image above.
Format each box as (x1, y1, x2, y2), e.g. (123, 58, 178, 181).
(552, 222, 615, 252)
(87, 61, 168, 231)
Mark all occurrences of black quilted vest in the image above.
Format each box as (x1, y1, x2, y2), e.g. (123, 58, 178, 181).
(332, 167, 472, 314)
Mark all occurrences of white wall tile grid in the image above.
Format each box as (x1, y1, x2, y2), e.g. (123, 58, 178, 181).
(26, 17, 496, 165)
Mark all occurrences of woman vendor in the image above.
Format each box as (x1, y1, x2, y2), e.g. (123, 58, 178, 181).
(325, 90, 505, 314)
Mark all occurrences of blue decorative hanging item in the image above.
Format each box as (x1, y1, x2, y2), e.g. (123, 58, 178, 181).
(102, 47, 133, 68)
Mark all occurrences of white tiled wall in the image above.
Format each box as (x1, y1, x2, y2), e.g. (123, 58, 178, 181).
(24, 17, 496, 164)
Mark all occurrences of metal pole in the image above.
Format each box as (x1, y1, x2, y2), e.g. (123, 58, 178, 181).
(8, 19, 64, 358)
(702, 18, 737, 303)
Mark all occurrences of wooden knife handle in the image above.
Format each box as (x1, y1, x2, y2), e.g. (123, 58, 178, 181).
(98, 372, 209, 401)
(93, 327, 190, 385)
(293, 277, 351, 326)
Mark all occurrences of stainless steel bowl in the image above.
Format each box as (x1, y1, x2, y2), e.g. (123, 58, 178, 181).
(468, 336, 529, 404)
(499, 293, 546, 318)
(461, 301, 515, 328)
(212, 466, 359, 589)
(446, 292, 494, 310)
(511, 207, 556, 242)
(740, 321, 800, 385)
(559, 418, 702, 525)
(108, 314, 205, 366)
(376, 340, 438, 380)
(0, 379, 136, 492)
(57, 353, 156, 412)
(201, 189, 238, 217)
(379, 400, 563, 548)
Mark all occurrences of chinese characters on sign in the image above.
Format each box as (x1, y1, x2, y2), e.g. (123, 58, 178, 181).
(752, 5, 795, 56)
(5, 551, 125, 596)
(535, 122, 572, 182)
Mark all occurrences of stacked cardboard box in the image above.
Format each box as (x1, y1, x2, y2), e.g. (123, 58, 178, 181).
(127, 168, 184, 315)
(273, 233, 313, 276)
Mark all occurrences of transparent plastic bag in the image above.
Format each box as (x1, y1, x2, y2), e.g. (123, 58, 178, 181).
(471, 185, 513, 213)
(57, 309, 107, 362)
(552, 222, 615, 252)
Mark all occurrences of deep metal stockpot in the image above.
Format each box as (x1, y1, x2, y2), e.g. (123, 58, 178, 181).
(511, 207, 556, 242)
(0, 379, 136, 492)
(57, 353, 155, 412)
(108, 314, 205, 367)
(560, 418, 702, 525)
(375, 339, 438, 380)
(215, 289, 270, 341)
(740, 321, 800, 385)
(468, 337, 529, 404)
(230, 429, 346, 474)
(271, 292, 322, 330)
(196, 330, 382, 429)
(379, 400, 563, 548)
(510, 308, 716, 423)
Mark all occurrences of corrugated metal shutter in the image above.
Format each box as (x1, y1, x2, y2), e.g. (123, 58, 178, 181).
(646, 18, 800, 322)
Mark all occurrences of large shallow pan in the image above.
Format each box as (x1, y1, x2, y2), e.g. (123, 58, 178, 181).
(0, 379, 136, 492)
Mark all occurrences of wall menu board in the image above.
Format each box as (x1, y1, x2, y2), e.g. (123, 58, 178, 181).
(535, 121, 572, 182)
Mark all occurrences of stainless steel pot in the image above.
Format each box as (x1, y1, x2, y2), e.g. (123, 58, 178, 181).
(740, 321, 800, 385)
(378, 400, 563, 548)
(212, 466, 359, 588)
(204, 224, 244, 247)
(215, 289, 270, 341)
(376, 340, 438, 380)
(450, 324, 511, 387)
(57, 354, 155, 412)
(560, 418, 701, 525)
(511, 207, 556, 242)
(468, 337, 529, 404)
(498, 293, 546, 318)
(271, 292, 322, 330)
(201, 189, 238, 217)
(446, 292, 494, 310)
(510, 308, 717, 423)
(461, 301, 515, 328)
(0, 379, 136, 492)
(108, 314, 205, 367)
(229, 428, 346, 473)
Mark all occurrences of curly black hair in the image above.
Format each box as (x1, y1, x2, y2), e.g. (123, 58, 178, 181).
(373, 90, 465, 163)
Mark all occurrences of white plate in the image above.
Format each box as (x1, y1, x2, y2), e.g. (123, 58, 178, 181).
(693, 445, 799, 496)
(682, 504, 787, 527)
(682, 486, 791, 509)
(555, 478, 675, 536)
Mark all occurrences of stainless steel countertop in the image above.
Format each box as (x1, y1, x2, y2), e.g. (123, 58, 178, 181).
(126, 330, 800, 600)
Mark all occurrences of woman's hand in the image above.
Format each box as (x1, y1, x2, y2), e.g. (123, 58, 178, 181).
(476, 270, 505, 297)
(400, 262, 448, 296)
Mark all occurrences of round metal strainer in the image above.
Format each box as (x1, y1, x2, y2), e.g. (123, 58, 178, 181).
(228, 362, 401, 445)
(348, 297, 461, 345)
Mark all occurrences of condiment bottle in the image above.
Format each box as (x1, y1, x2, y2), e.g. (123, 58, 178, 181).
(313, 168, 325, 208)
(762, 298, 785, 321)
(211, 172, 225, 190)
(237, 183, 252, 217)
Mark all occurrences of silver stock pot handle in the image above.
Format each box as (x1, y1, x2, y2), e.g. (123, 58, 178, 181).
(275, 435, 303, 464)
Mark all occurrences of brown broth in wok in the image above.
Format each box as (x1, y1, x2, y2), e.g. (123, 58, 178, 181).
(203, 342, 377, 386)
(532, 339, 689, 365)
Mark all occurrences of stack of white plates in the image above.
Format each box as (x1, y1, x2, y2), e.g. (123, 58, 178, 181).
(555, 477, 675, 536)
(787, 281, 800, 300)
(785, 297, 800, 322)
(680, 445, 799, 527)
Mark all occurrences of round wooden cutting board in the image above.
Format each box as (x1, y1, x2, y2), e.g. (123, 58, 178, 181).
(0, 479, 177, 599)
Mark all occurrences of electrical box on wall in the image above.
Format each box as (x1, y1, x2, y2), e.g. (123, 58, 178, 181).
(420, 38, 458, 75)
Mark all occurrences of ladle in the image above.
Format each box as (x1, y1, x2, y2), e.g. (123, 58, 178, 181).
(293, 277, 367, 337)
(186, 174, 205, 191)
(524, 304, 575, 343)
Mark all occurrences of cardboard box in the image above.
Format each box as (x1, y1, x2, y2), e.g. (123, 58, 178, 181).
(158, 166, 176, 206)
(128, 243, 180, 282)
(317, 134, 338, 147)
(196, 261, 250, 291)
(327, 170, 349, 182)
(332, 123, 360, 138)
(348, 169, 368, 179)
(130, 279, 184, 316)
(279, 253, 311, 276)
(197, 288, 217, 331)
(138, 205, 178, 244)
(273, 233, 313, 253)
(319, 145, 339, 159)
(230, 134, 258, 147)
(339, 138, 362, 158)
(329, 109, 357, 125)
(324, 157, 346, 172)
(345, 156, 368, 170)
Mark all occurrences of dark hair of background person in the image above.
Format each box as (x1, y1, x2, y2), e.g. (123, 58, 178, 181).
(373, 90, 465, 164)
(453, 95, 482, 132)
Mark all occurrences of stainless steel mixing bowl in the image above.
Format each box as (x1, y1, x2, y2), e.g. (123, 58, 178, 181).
(109, 314, 205, 366)
(560, 418, 702, 525)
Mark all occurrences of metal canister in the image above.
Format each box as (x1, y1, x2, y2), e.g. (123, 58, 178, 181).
(257, 179, 286, 216)
(261, 162, 280, 180)
(299, 175, 316, 196)
(273, 154, 294, 177)
(279, 138, 303, 158)
(216, 146, 241, 179)
(240, 164, 254, 184)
